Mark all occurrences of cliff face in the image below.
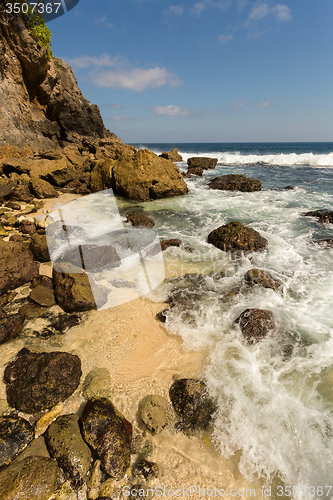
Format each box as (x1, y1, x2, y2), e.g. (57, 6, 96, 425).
(0, 10, 114, 151)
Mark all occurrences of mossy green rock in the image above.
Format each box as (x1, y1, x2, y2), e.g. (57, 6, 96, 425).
(81, 398, 132, 480)
(0, 416, 34, 468)
(82, 368, 112, 399)
(139, 395, 172, 434)
(208, 221, 268, 253)
(0, 456, 58, 500)
(45, 414, 92, 488)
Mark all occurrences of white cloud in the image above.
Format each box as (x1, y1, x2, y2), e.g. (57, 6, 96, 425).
(230, 100, 247, 111)
(218, 33, 233, 43)
(110, 104, 123, 109)
(154, 105, 191, 116)
(64, 54, 184, 92)
(93, 15, 114, 29)
(247, 2, 292, 23)
(192, 0, 231, 16)
(93, 68, 183, 91)
(110, 116, 137, 121)
(165, 4, 184, 15)
(257, 100, 271, 108)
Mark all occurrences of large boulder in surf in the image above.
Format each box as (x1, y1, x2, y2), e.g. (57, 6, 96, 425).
(208, 221, 268, 253)
(159, 148, 182, 162)
(244, 268, 282, 292)
(303, 209, 333, 224)
(208, 174, 261, 192)
(235, 308, 275, 343)
(187, 157, 217, 170)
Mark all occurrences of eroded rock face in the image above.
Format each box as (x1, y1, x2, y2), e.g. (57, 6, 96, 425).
(208, 221, 268, 253)
(208, 174, 261, 192)
(236, 308, 275, 343)
(159, 148, 182, 162)
(0, 456, 58, 500)
(0, 240, 39, 295)
(0, 416, 34, 468)
(53, 262, 108, 312)
(45, 414, 92, 488)
(187, 157, 217, 170)
(169, 379, 216, 431)
(4, 348, 82, 413)
(80, 398, 132, 480)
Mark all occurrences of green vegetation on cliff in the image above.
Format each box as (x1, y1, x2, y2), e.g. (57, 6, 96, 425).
(0, 0, 54, 60)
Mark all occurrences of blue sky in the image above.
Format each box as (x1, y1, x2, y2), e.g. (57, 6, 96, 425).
(49, 0, 333, 143)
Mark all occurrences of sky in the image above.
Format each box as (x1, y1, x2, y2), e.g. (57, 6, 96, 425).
(48, 0, 333, 143)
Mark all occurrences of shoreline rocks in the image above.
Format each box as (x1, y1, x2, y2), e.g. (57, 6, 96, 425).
(159, 148, 182, 162)
(208, 174, 261, 192)
(303, 209, 333, 224)
(208, 221, 268, 253)
(187, 157, 217, 170)
(236, 308, 276, 343)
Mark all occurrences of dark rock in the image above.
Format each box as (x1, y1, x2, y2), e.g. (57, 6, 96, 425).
(303, 209, 333, 224)
(244, 268, 282, 292)
(159, 148, 182, 161)
(8, 234, 25, 242)
(53, 262, 108, 312)
(155, 309, 168, 323)
(4, 348, 82, 413)
(4, 201, 21, 210)
(30, 233, 51, 262)
(0, 311, 25, 344)
(186, 166, 204, 176)
(126, 212, 155, 228)
(0, 183, 16, 202)
(208, 221, 268, 253)
(19, 303, 48, 320)
(160, 239, 182, 251)
(0, 240, 39, 294)
(19, 220, 37, 235)
(139, 395, 173, 434)
(29, 285, 56, 308)
(284, 185, 294, 190)
(187, 157, 217, 170)
(133, 459, 159, 480)
(315, 239, 333, 248)
(80, 397, 132, 480)
(29, 176, 59, 199)
(221, 285, 244, 301)
(236, 308, 275, 343)
(208, 174, 261, 192)
(31, 275, 54, 289)
(0, 416, 34, 468)
(169, 379, 216, 431)
(0, 456, 58, 500)
(0, 213, 19, 227)
(45, 414, 92, 488)
(8, 184, 34, 203)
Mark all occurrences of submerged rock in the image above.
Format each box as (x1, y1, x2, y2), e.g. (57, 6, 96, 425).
(45, 414, 92, 488)
(159, 148, 182, 162)
(30, 233, 51, 262)
(187, 157, 217, 170)
(236, 308, 275, 343)
(169, 379, 216, 431)
(208, 174, 261, 192)
(303, 209, 333, 224)
(126, 212, 155, 228)
(315, 239, 333, 248)
(208, 221, 268, 253)
(0, 456, 58, 500)
(133, 458, 159, 480)
(244, 268, 282, 292)
(139, 395, 173, 434)
(160, 238, 182, 251)
(80, 398, 132, 480)
(4, 348, 82, 413)
(0, 416, 34, 468)
(0, 240, 39, 295)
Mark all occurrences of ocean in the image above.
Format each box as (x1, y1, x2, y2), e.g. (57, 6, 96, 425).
(129, 142, 333, 498)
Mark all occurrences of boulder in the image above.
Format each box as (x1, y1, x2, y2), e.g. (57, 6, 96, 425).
(208, 221, 268, 253)
(45, 414, 92, 488)
(303, 209, 333, 224)
(159, 148, 182, 162)
(0, 416, 34, 468)
(0, 456, 58, 500)
(80, 398, 132, 480)
(0, 240, 39, 295)
(8, 184, 34, 203)
(0, 311, 25, 345)
(169, 379, 216, 431)
(29, 175, 59, 199)
(82, 368, 112, 400)
(160, 238, 182, 251)
(139, 395, 173, 434)
(126, 212, 155, 228)
(236, 308, 275, 343)
(53, 262, 108, 312)
(30, 233, 51, 262)
(186, 166, 204, 177)
(19, 220, 37, 235)
(208, 174, 261, 192)
(187, 157, 217, 170)
(29, 285, 56, 308)
(112, 149, 188, 202)
(4, 348, 82, 413)
(244, 268, 282, 292)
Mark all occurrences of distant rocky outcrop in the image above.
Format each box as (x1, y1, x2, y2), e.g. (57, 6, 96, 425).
(187, 157, 217, 170)
(159, 148, 182, 162)
(208, 174, 261, 192)
(0, 9, 188, 203)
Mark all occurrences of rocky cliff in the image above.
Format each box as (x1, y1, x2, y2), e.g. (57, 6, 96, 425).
(0, 8, 188, 201)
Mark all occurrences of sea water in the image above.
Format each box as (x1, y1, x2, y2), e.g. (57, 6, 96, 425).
(129, 143, 333, 498)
